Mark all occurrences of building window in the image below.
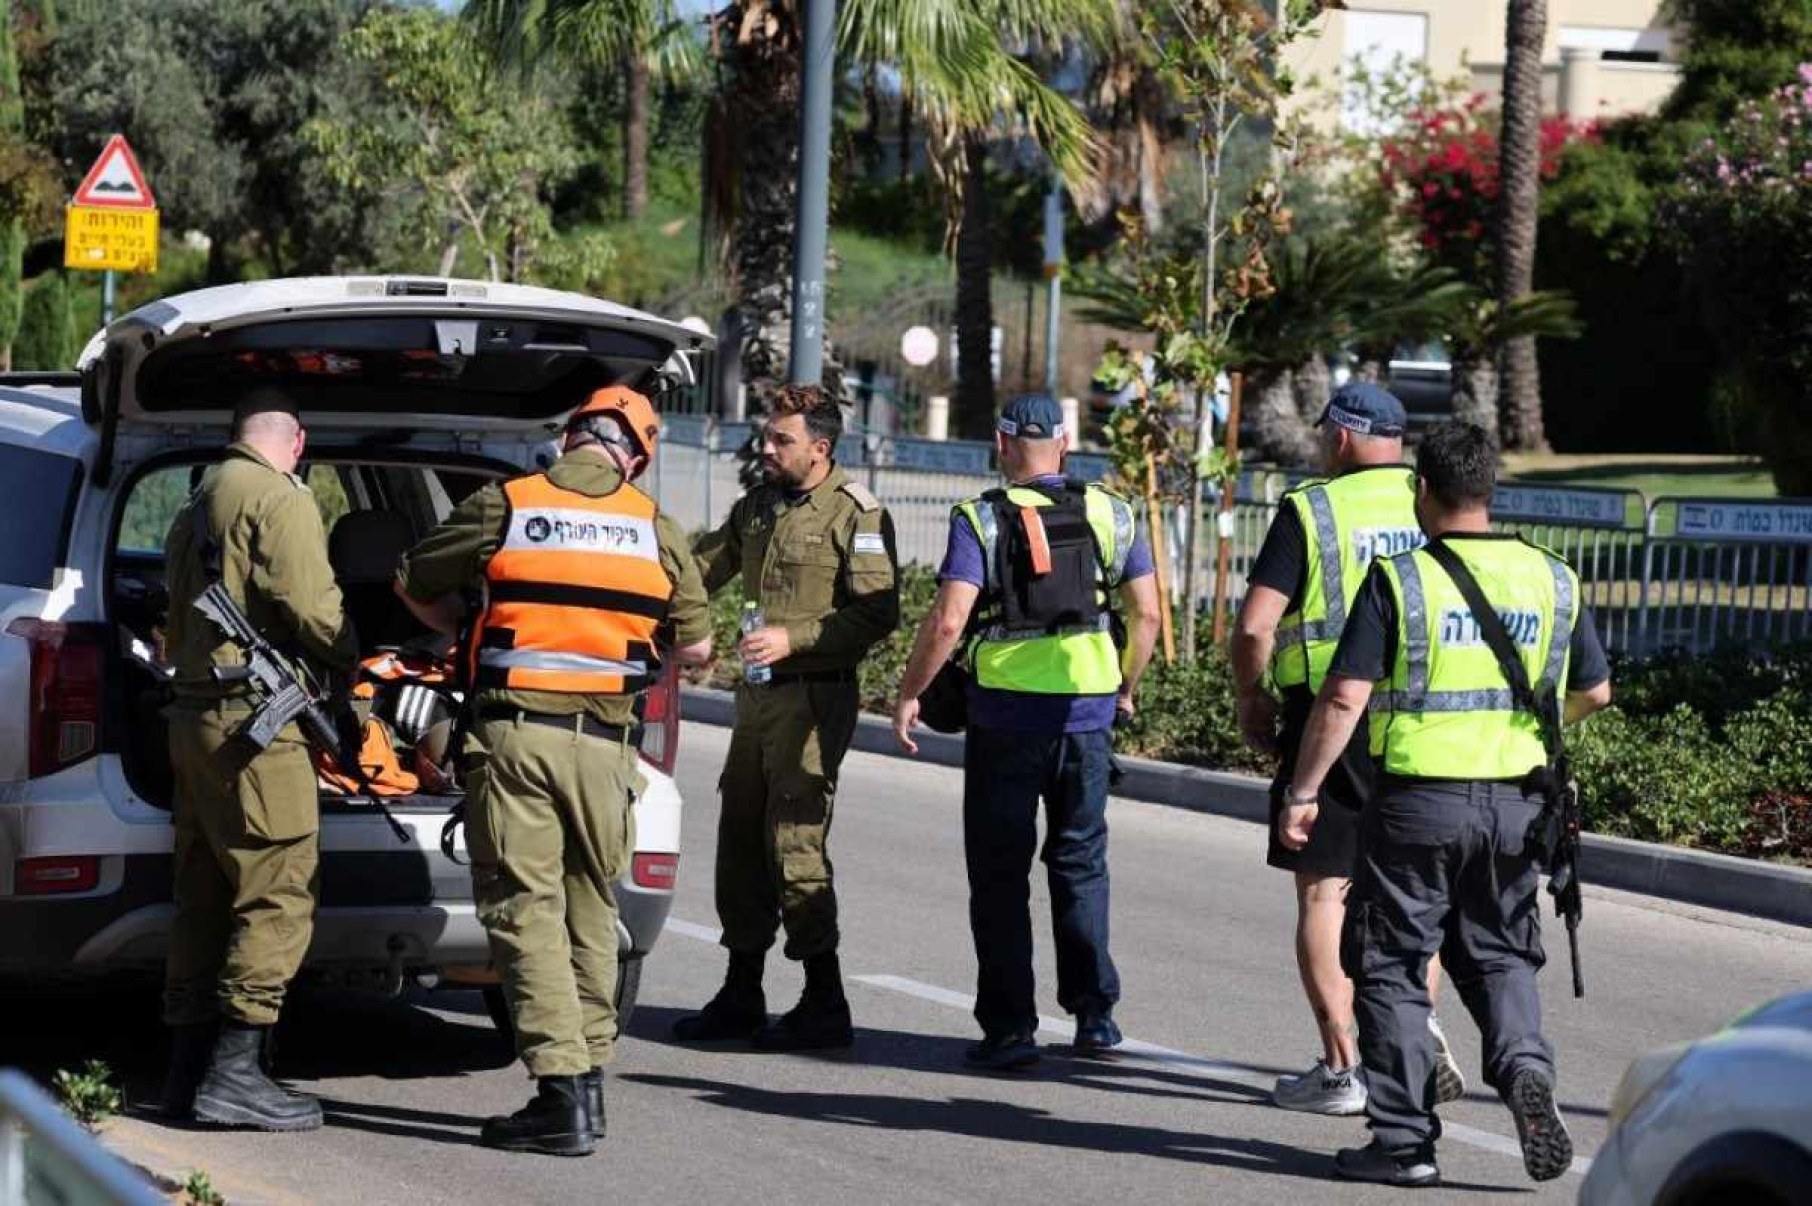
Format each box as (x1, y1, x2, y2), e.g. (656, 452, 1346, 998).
(1557, 25, 1672, 63)
(1341, 9, 1431, 132)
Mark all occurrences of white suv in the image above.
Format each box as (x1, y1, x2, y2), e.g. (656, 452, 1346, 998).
(0, 276, 711, 1029)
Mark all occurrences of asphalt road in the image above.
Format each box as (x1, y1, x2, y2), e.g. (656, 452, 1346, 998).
(19, 721, 1812, 1205)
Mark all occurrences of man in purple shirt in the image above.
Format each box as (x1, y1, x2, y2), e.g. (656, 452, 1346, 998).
(893, 394, 1160, 1071)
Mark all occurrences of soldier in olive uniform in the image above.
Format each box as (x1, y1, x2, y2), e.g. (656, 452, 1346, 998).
(675, 383, 900, 1051)
(397, 386, 711, 1156)
(160, 392, 359, 1132)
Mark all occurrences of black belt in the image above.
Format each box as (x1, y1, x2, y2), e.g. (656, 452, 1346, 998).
(476, 706, 628, 742)
(761, 669, 858, 687)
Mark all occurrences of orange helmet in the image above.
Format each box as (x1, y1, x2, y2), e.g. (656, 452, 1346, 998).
(569, 385, 661, 459)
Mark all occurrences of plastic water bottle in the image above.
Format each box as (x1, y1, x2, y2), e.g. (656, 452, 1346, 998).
(741, 601, 771, 685)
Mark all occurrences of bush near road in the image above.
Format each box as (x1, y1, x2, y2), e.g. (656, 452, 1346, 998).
(703, 565, 1810, 865)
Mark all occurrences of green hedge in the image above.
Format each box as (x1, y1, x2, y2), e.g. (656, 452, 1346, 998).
(695, 564, 1810, 863)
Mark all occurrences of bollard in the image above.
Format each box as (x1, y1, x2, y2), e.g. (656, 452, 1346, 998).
(1061, 396, 1080, 439)
(927, 395, 949, 441)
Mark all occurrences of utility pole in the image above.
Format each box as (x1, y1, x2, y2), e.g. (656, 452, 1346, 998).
(788, 0, 836, 386)
(1042, 176, 1063, 396)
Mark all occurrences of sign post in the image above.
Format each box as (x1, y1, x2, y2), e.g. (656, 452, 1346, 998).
(63, 134, 159, 324)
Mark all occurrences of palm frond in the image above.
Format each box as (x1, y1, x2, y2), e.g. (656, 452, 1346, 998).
(843, 0, 1109, 189)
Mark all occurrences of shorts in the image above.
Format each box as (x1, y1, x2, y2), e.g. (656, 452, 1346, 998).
(1265, 689, 1376, 878)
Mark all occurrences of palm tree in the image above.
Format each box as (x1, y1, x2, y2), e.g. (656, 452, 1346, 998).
(462, 0, 700, 223)
(708, 0, 1109, 408)
(1445, 288, 1581, 446)
(1495, 0, 1548, 450)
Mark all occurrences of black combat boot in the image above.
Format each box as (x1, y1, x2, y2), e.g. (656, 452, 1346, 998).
(580, 1067, 606, 1140)
(158, 1022, 217, 1121)
(191, 1023, 323, 1132)
(672, 950, 767, 1042)
(753, 951, 853, 1051)
(481, 1076, 595, 1157)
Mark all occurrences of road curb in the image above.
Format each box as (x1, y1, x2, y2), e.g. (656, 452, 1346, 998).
(683, 686, 1812, 929)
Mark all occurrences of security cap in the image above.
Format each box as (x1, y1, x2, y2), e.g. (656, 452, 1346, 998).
(997, 393, 1064, 440)
(569, 385, 660, 458)
(1317, 382, 1407, 438)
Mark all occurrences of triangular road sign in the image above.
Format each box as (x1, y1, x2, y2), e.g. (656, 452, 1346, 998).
(71, 135, 155, 210)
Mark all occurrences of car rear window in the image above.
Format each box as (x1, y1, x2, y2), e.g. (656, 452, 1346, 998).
(0, 443, 80, 588)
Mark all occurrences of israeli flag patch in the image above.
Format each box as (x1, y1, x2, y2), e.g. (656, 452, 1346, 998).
(854, 532, 887, 555)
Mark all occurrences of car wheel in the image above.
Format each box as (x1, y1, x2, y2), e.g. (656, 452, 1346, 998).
(1658, 1132, 1812, 1206)
(480, 957, 644, 1041)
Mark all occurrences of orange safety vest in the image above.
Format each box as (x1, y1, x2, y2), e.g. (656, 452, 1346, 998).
(469, 471, 673, 695)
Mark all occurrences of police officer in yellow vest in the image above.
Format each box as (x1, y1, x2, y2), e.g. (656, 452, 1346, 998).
(677, 384, 900, 1051)
(397, 387, 712, 1156)
(1233, 383, 1465, 1116)
(1281, 422, 1612, 1188)
(894, 394, 1159, 1071)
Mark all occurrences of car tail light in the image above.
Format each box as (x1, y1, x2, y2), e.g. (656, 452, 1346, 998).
(638, 662, 680, 775)
(7, 619, 107, 778)
(631, 852, 678, 891)
(15, 855, 101, 895)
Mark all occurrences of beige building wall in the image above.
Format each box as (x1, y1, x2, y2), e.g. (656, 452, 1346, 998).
(1284, 0, 1683, 127)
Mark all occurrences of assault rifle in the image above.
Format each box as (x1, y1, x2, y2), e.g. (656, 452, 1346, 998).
(193, 581, 410, 844)
(1423, 542, 1585, 999)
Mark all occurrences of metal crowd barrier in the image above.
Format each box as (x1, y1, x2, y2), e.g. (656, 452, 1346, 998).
(646, 421, 1812, 656)
(1490, 483, 1649, 653)
(1637, 497, 1812, 653)
(0, 1069, 162, 1206)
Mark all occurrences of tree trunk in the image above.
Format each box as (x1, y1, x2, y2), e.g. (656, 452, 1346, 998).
(715, 2, 804, 403)
(1495, 0, 1548, 451)
(623, 51, 650, 222)
(437, 241, 459, 277)
(954, 135, 996, 440)
(1292, 354, 1333, 421)
(898, 93, 913, 183)
(861, 65, 884, 178)
(1247, 367, 1317, 467)
(1451, 357, 1501, 447)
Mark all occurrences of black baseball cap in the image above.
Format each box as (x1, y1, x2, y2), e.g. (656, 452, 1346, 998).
(1317, 382, 1407, 438)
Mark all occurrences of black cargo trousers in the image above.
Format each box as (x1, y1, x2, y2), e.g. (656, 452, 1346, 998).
(1342, 777, 1556, 1154)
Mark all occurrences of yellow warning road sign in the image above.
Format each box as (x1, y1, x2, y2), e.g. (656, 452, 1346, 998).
(64, 205, 159, 273)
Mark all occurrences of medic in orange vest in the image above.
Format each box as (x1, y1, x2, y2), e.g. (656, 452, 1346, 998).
(468, 387, 676, 695)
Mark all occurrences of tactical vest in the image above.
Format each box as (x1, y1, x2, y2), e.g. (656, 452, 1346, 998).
(954, 480, 1134, 695)
(1369, 536, 1579, 780)
(470, 472, 673, 695)
(1272, 466, 1423, 692)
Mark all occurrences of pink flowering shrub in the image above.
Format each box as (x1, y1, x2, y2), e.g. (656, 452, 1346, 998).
(1670, 66, 1812, 493)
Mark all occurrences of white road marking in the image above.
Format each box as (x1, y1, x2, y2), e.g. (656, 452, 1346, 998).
(663, 917, 1591, 1178)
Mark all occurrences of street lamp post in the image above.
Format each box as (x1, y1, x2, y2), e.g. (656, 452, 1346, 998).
(788, 0, 837, 387)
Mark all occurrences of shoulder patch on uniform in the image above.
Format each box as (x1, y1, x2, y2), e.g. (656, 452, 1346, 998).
(839, 480, 880, 512)
(853, 531, 887, 555)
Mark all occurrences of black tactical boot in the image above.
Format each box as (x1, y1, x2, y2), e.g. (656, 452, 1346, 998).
(672, 950, 767, 1042)
(580, 1067, 606, 1140)
(753, 951, 853, 1051)
(191, 1023, 323, 1132)
(158, 1022, 217, 1121)
(480, 1076, 595, 1157)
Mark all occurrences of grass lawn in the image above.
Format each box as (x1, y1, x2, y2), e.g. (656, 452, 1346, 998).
(1503, 452, 1777, 501)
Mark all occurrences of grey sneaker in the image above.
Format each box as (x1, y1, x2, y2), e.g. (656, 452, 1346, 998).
(1271, 1058, 1367, 1115)
(1334, 1140, 1440, 1187)
(1429, 1014, 1467, 1104)
(1507, 1069, 1573, 1182)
